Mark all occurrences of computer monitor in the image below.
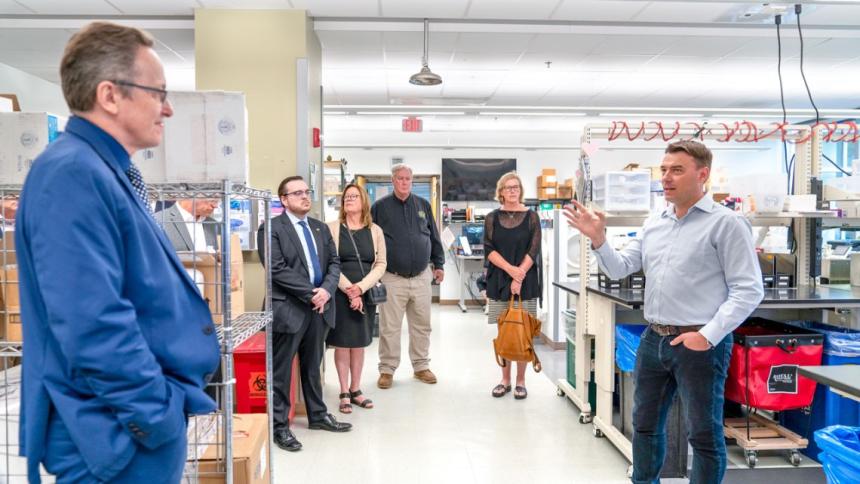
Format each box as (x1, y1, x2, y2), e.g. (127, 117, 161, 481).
(462, 224, 484, 246)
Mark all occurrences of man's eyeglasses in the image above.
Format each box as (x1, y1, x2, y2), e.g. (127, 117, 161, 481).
(502, 185, 521, 192)
(282, 189, 313, 199)
(112, 80, 169, 103)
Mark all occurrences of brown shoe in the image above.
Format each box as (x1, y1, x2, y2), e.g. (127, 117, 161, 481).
(377, 373, 393, 389)
(413, 369, 437, 384)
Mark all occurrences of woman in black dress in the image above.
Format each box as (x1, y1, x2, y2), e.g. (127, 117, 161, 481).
(485, 172, 542, 400)
(326, 184, 387, 413)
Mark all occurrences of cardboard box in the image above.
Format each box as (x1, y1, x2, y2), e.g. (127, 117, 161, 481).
(537, 187, 558, 199)
(0, 265, 19, 312)
(0, 311, 22, 342)
(541, 168, 556, 177)
(558, 186, 573, 200)
(536, 175, 557, 187)
(562, 178, 575, 188)
(135, 91, 249, 184)
(195, 413, 270, 484)
(0, 113, 67, 184)
(179, 234, 245, 321)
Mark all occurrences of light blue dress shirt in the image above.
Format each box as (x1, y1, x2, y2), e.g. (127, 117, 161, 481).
(286, 210, 319, 284)
(593, 194, 765, 345)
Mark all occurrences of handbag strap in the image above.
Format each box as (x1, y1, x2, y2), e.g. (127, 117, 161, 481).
(342, 224, 368, 278)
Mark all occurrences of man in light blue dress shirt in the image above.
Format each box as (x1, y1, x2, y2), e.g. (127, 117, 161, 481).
(565, 140, 764, 484)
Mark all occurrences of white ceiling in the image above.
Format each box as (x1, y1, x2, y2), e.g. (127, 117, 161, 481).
(0, 0, 859, 111)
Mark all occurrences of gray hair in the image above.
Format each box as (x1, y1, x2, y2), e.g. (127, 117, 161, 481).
(60, 22, 155, 112)
(390, 163, 413, 178)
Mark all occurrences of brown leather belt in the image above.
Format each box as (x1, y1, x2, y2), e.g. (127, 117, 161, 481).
(648, 323, 704, 337)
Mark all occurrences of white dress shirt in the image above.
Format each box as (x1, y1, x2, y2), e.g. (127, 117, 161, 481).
(593, 194, 765, 345)
(286, 211, 319, 284)
(175, 203, 212, 253)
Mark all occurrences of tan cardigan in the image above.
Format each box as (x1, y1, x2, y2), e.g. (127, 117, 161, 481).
(327, 221, 387, 294)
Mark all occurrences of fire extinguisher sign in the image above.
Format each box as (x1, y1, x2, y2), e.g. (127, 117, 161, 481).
(767, 364, 799, 394)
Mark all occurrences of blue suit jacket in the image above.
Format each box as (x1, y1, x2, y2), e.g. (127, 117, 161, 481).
(15, 117, 220, 482)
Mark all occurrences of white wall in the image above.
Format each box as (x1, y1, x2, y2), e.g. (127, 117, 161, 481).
(0, 62, 68, 115)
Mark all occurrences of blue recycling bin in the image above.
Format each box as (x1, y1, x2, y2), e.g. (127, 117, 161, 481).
(781, 322, 860, 458)
(815, 425, 860, 484)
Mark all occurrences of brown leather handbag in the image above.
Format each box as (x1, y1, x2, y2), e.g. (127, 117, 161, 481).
(493, 295, 542, 372)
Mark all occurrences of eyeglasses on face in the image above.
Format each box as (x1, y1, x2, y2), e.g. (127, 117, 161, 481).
(282, 189, 313, 198)
(502, 185, 521, 192)
(112, 80, 169, 103)
(343, 194, 360, 201)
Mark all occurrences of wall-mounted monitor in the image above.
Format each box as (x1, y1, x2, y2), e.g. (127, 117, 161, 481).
(442, 158, 516, 201)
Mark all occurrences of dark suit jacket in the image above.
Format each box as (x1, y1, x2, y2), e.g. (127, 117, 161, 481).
(154, 203, 218, 252)
(258, 212, 340, 334)
(15, 116, 220, 482)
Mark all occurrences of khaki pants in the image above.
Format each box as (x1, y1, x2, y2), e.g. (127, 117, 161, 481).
(378, 266, 433, 374)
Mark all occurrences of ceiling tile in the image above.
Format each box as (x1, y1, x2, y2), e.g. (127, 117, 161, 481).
(804, 38, 860, 59)
(467, 0, 560, 21)
(149, 29, 195, 53)
(382, 31, 459, 53)
(799, 5, 860, 27)
(551, 0, 647, 22)
(450, 51, 522, 70)
(591, 34, 683, 56)
(633, 2, 739, 23)
(0, 0, 33, 14)
(526, 33, 605, 56)
(380, 0, 467, 18)
(660, 36, 750, 57)
(637, 55, 720, 73)
(454, 33, 534, 53)
(577, 54, 655, 72)
(108, 0, 199, 15)
(316, 30, 383, 51)
(18, 0, 120, 14)
(325, 49, 385, 69)
(514, 53, 586, 72)
(383, 51, 453, 70)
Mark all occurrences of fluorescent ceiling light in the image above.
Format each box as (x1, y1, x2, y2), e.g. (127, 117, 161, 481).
(478, 112, 587, 117)
(354, 111, 466, 115)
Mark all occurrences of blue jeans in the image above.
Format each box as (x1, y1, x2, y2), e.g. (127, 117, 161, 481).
(631, 327, 732, 484)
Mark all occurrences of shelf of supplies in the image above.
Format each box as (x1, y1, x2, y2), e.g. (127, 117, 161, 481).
(746, 211, 838, 227)
(216, 311, 272, 348)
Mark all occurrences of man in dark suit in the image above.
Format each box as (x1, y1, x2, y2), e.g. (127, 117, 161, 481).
(15, 22, 219, 482)
(154, 199, 219, 252)
(258, 175, 351, 452)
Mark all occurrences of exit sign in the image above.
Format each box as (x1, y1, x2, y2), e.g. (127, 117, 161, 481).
(402, 117, 423, 132)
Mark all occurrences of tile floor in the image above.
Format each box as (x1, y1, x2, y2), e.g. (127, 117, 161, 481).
(274, 305, 631, 484)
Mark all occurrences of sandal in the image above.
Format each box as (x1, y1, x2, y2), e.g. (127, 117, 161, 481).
(514, 386, 528, 400)
(349, 389, 374, 409)
(492, 384, 511, 398)
(338, 392, 353, 414)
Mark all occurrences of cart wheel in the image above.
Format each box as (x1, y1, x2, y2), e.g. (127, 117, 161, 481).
(745, 451, 757, 468)
(789, 450, 802, 466)
(593, 425, 604, 438)
(626, 465, 633, 478)
(579, 413, 593, 424)
(557, 387, 565, 397)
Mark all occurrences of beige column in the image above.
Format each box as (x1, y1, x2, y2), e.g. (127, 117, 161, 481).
(194, 8, 322, 311)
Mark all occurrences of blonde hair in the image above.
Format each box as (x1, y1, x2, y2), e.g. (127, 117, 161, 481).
(339, 183, 372, 228)
(495, 171, 524, 204)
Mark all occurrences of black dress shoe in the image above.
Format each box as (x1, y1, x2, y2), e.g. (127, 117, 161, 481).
(308, 413, 352, 432)
(274, 428, 302, 452)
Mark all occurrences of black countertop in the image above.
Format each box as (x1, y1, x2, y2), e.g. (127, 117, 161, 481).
(553, 280, 860, 308)
(799, 365, 860, 400)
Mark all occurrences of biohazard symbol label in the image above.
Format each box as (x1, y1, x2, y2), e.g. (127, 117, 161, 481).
(249, 371, 267, 398)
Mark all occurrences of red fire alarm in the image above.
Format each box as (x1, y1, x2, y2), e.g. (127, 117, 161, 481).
(312, 127, 321, 147)
(402, 117, 423, 133)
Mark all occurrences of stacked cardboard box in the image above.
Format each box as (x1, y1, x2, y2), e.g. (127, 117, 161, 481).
(536, 168, 558, 199)
(188, 413, 270, 484)
(179, 233, 245, 324)
(0, 234, 20, 342)
(558, 178, 575, 200)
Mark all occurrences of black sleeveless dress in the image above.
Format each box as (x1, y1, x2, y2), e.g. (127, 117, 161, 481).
(326, 227, 375, 348)
(484, 209, 541, 301)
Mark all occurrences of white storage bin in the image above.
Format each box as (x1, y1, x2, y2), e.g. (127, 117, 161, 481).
(0, 113, 67, 184)
(592, 171, 651, 212)
(134, 91, 248, 185)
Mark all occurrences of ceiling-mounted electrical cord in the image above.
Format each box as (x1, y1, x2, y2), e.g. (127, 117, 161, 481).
(775, 14, 792, 194)
(795, 4, 820, 125)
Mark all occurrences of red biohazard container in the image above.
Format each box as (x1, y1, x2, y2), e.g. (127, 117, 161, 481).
(725, 318, 824, 411)
(234, 332, 298, 422)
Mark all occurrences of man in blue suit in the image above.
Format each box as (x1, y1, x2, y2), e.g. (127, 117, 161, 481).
(15, 22, 220, 483)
